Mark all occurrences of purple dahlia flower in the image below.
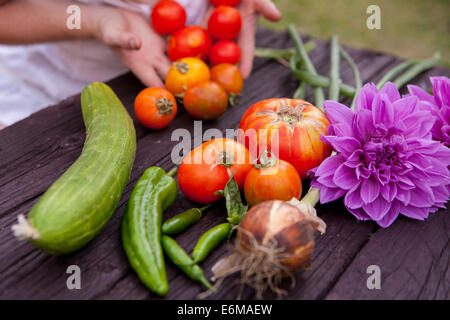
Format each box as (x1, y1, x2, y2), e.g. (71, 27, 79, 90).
(408, 76, 450, 146)
(310, 82, 450, 227)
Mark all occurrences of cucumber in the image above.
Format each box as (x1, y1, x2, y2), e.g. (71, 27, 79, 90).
(12, 82, 136, 255)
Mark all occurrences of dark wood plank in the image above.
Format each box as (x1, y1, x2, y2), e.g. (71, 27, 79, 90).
(0, 28, 448, 300)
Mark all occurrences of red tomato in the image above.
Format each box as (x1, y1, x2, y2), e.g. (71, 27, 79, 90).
(244, 151, 302, 206)
(209, 40, 241, 65)
(183, 81, 228, 120)
(134, 87, 177, 129)
(238, 99, 332, 180)
(151, 0, 186, 35)
(178, 138, 253, 204)
(210, 0, 240, 6)
(208, 6, 242, 40)
(167, 26, 212, 61)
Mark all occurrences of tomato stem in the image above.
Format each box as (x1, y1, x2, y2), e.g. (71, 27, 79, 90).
(254, 149, 278, 169)
(156, 98, 174, 115)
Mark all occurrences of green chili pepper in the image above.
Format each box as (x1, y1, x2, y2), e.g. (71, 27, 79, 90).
(161, 235, 212, 289)
(162, 205, 210, 236)
(192, 223, 231, 264)
(121, 167, 178, 296)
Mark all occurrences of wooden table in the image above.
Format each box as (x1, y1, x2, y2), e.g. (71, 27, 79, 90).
(0, 29, 449, 300)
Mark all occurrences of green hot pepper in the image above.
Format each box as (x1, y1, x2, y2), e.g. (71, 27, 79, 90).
(162, 205, 210, 236)
(161, 235, 212, 289)
(192, 223, 231, 264)
(121, 167, 177, 296)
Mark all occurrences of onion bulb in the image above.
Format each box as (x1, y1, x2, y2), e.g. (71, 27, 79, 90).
(208, 200, 326, 299)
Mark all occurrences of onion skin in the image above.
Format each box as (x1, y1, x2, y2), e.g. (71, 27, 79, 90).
(238, 200, 318, 270)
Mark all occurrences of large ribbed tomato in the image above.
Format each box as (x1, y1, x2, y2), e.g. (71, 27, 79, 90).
(238, 98, 332, 180)
(178, 138, 253, 204)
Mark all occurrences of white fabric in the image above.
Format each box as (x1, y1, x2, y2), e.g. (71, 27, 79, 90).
(0, 0, 208, 125)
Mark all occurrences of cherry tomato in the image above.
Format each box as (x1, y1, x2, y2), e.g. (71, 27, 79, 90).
(167, 26, 212, 61)
(208, 6, 242, 40)
(239, 99, 332, 180)
(210, 63, 243, 95)
(165, 57, 210, 96)
(244, 150, 302, 206)
(210, 0, 240, 6)
(183, 81, 228, 120)
(151, 0, 186, 35)
(178, 138, 253, 204)
(134, 87, 177, 130)
(209, 40, 241, 65)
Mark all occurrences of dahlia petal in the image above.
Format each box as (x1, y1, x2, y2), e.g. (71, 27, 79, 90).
(400, 206, 429, 220)
(380, 183, 397, 202)
(403, 112, 435, 139)
(430, 76, 450, 107)
(408, 185, 435, 208)
(407, 84, 434, 105)
(321, 136, 360, 157)
(346, 207, 371, 220)
(392, 95, 419, 123)
(355, 83, 378, 112)
(396, 188, 411, 206)
(329, 123, 355, 137)
(363, 197, 391, 221)
(360, 178, 380, 204)
(344, 184, 363, 209)
(345, 149, 364, 168)
(317, 173, 338, 188)
(380, 82, 401, 102)
(431, 185, 450, 205)
(314, 154, 344, 178)
(355, 109, 375, 140)
(372, 93, 395, 128)
(333, 163, 359, 190)
(323, 100, 354, 126)
(376, 201, 401, 228)
(319, 186, 346, 203)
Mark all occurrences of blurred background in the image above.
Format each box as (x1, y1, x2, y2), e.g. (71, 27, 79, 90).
(260, 0, 450, 65)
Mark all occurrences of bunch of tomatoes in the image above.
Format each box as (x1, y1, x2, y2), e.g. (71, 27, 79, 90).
(135, 0, 244, 129)
(178, 99, 332, 207)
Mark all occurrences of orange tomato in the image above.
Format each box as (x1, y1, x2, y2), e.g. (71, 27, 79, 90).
(165, 57, 210, 97)
(134, 87, 177, 130)
(183, 81, 228, 120)
(178, 138, 253, 204)
(210, 63, 243, 95)
(244, 151, 302, 206)
(239, 98, 332, 180)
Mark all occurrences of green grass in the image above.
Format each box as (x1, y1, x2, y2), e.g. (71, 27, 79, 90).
(259, 0, 450, 64)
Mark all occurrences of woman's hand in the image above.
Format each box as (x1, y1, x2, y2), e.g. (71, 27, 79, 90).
(237, 0, 281, 78)
(90, 6, 171, 87)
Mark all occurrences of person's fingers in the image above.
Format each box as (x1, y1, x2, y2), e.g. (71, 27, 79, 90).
(153, 55, 172, 80)
(255, 0, 282, 22)
(133, 64, 165, 87)
(237, 13, 258, 79)
(103, 28, 142, 50)
(200, 6, 214, 28)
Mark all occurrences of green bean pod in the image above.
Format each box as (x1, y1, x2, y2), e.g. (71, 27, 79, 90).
(122, 167, 178, 296)
(161, 235, 212, 289)
(162, 205, 210, 236)
(192, 223, 231, 264)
